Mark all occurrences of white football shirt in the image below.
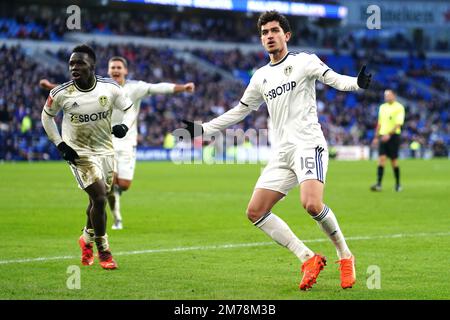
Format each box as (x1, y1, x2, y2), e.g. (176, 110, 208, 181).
(43, 76, 133, 156)
(111, 80, 175, 151)
(203, 51, 360, 149)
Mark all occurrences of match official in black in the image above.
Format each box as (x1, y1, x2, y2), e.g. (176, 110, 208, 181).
(371, 90, 405, 192)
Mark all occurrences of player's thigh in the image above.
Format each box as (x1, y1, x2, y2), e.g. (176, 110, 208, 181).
(115, 148, 136, 182)
(246, 188, 285, 222)
(103, 155, 115, 191)
(254, 156, 298, 197)
(85, 179, 108, 202)
(292, 146, 327, 215)
(250, 158, 297, 221)
(299, 180, 324, 215)
(69, 156, 105, 191)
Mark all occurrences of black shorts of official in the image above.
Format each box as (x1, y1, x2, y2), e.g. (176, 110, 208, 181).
(379, 134, 400, 159)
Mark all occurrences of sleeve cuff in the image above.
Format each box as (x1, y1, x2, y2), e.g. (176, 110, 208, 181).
(43, 108, 55, 117)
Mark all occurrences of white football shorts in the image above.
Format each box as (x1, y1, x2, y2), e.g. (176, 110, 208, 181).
(69, 154, 114, 192)
(114, 147, 137, 181)
(254, 145, 328, 195)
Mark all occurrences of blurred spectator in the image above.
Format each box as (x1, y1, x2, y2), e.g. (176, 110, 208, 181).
(432, 140, 448, 157)
(409, 138, 422, 159)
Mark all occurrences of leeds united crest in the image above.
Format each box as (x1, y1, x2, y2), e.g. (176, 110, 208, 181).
(99, 96, 108, 107)
(284, 65, 293, 76)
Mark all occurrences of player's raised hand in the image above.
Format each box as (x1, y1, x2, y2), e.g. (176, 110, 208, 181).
(57, 142, 80, 165)
(39, 79, 57, 91)
(357, 65, 372, 89)
(184, 82, 195, 93)
(112, 124, 129, 138)
(181, 120, 203, 138)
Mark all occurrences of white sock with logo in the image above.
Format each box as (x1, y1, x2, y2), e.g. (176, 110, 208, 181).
(313, 205, 352, 259)
(254, 212, 314, 262)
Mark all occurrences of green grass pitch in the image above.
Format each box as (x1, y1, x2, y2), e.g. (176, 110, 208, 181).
(0, 159, 449, 300)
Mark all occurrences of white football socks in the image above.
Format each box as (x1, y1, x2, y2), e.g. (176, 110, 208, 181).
(254, 212, 314, 262)
(94, 234, 110, 252)
(82, 227, 95, 244)
(313, 205, 352, 259)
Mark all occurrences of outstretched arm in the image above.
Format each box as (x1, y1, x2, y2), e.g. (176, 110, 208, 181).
(174, 82, 195, 94)
(39, 79, 58, 91)
(202, 103, 252, 135)
(182, 103, 253, 137)
(147, 82, 195, 95)
(182, 71, 262, 137)
(308, 54, 371, 91)
(322, 66, 371, 91)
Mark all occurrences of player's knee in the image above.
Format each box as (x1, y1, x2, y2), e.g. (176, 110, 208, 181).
(246, 205, 267, 223)
(117, 180, 131, 191)
(92, 194, 107, 207)
(303, 201, 322, 216)
(120, 184, 130, 191)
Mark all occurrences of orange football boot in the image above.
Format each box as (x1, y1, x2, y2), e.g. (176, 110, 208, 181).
(98, 250, 118, 270)
(299, 254, 327, 291)
(78, 236, 94, 266)
(338, 255, 356, 289)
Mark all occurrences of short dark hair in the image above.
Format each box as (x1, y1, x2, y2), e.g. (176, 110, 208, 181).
(108, 56, 128, 68)
(257, 10, 291, 35)
(72, 44, 96, 64)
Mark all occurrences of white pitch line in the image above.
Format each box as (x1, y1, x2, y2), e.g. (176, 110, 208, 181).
(0, 231, 449, 266)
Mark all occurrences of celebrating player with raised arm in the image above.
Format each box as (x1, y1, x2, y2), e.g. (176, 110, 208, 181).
(107, 56, 195, 230)
(182, 11, 371, 290)
(41, 44, 135, 269)
(40, 57, 195, 230)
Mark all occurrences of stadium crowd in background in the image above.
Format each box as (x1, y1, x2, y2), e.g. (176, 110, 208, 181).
(0, 42, 448, 160)
(1, 3, 448, 52)
(0, 2, 449, 161)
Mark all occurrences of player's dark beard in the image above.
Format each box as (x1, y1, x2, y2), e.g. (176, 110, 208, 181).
(76, 72, 96, 90)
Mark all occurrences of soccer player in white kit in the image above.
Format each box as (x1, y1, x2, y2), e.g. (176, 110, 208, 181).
(41, 45, 135, 270)
(39, 57, 195, 231)
(183, 11, 372, 290)
(107, 56, 195, 230)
